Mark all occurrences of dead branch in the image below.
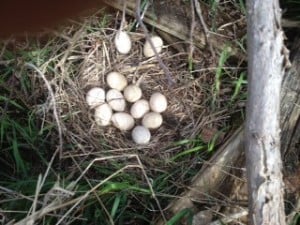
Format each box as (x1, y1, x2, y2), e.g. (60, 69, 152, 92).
(245, 0, 286, 224)
(135, 0, 174, 86)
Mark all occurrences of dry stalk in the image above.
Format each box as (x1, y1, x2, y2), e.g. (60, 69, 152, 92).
(70, 155, 114, 225)
(193, 0, 216, 59)
(135, 0, 175, 86)
(189, 0, 196, 67)
(25, 63, 63, 158)
(57, 154, 167, 224)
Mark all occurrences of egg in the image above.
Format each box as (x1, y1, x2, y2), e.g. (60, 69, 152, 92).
(94, 103, 112, 126)
(149, 92, 167, 113)
(86, 87, 105, 108)
(142, 112, 163, 129)
(123, 84, 142, 103)
(130, 99, 150, 119)
(106, 72, 128, 91)
(143, 36, 163, 58)
(114, 30, 132, 54)
(131, 126, 151, 144)
(106, 89, 126, 112)
(111, 112, 135, 131)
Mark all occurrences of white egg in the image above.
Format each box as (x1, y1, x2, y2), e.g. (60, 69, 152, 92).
(114, 30, 132, 54)
(130, 99, 150, 119)
(94, 103, 112, 126)
(111, 112, 135, 131)
(106, 72, 128, 91)
(86, 87, 105, 108)
(123, 84, 142, 103)
(149, 92, 167, 113)
(106, 89, 126, 112)
(131, 126, 151, 144)
(142, 112, 163, 129)
(143, 36, 163, 58)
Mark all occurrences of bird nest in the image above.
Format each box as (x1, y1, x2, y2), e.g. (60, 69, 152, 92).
(14, 11, 245, 163)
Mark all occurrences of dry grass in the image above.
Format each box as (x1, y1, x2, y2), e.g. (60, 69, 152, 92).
(1, 1, 298, 224)
(19, 13, 245, 160)
(0, 4, 249, 224)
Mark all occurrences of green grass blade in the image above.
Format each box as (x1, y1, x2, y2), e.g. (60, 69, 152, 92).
(110, 194, 121, 219)
(207, 128, 226, 152)
(173, 139, 196, 146)
(208, 0, 219, 31)
(166, 208, 194, 225)
(213, 46, 231, 106)
(0, 96, 24, 110)
(238, 0, 246, 14)
(170, 145, 205, 161)
(12, 127, 28, 176)
(99, 182, 150, 195)
(230, 71, 247, 103)
(290, 213, 300, 225)
(0, 117, 8, 145)
(207, 133, 218, 152)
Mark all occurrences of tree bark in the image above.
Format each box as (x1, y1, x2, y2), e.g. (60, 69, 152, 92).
(246, 0, 286, 224)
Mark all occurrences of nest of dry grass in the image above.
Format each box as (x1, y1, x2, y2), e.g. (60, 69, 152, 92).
(12, 10, 245, 164)
(0, 4, 251, 224)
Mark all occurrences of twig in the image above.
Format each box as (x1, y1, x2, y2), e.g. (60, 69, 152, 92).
(282, 18, 300, 28)
(120, 0, 127, 30)
(135, 0, 175, 86)
(189, 0, 196, 71)
(0, 185, 38, 203)
(134, 0, 149, 29)
(193, 0, 216, 59)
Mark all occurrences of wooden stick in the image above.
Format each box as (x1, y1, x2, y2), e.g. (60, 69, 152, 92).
(245, 0, 286, 224)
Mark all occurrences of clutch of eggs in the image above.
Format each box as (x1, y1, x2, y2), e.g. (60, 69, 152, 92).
(85, 34, 167, 144)
(86, 72, 167, 145)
